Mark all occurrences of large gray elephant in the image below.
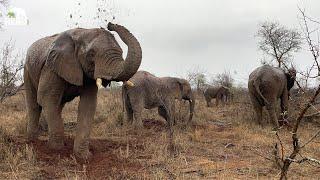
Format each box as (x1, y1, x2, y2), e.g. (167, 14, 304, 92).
(24, 22, 142, 162)
(248, 65, 296, 129)
(122, 71, 195, 128)
(203, 86, 231, 107)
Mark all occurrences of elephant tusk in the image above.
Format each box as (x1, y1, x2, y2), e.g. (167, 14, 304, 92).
(123, 80, 135, 87)
(96, 78, 104, 89)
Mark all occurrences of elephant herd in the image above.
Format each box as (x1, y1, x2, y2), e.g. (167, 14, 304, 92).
(23, 23, 296, 163)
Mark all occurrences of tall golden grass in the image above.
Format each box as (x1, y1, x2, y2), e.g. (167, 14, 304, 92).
(0, 89, 319, 179)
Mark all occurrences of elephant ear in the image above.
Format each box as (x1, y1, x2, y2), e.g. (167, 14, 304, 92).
(46, 33, 83, 86)
(285, 69, 296, 90)
(176, 79, 186, 97)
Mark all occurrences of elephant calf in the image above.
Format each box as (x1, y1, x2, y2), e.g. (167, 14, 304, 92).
(122, 71, 195, 128)
(204, 86, 231, 107)
(248, 65, 296, 129)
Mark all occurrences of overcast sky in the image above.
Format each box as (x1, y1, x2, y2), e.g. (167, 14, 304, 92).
(1, 0, 320, 86)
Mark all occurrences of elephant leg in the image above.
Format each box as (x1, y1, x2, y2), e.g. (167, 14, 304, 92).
(249, 94, 263, 126)
(222, 95, 226, 106)
(216, 95, 221, 106)
(205, 97, 211, 107)
(159, 99, 175, 153)
(74, 85, 97, 163)
(159, 105, 174, 151)
(132, 109, 143, 128)
(130, 96, 144, 128)
(43, 101, 65, 150)
(266, 100, 279, 129)
(126, 106, 134, 125)
(25, 71, 42, 140)
(37, 69, 65, 150)
(124, 95, 133, 125)
(158, 106, 171, 124)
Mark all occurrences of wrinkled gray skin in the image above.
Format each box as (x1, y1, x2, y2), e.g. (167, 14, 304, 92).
(123, 71, 195, 127)
(248, 65, 296, 128)
(24, 22, 142, 163)
(204, 86, 231, 107)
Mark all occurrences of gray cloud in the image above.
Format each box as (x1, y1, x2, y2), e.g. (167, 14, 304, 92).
(1, 0, 320, 85)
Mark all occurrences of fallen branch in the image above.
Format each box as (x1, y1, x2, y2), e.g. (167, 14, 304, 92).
(287, 157, 320, 166)
(300, 129, 320, 149)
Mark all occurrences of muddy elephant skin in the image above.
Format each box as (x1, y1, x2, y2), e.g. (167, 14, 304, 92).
(204, 86, 231, 107)
(24, 22, 142, 162)
(122, 71, 195, 127)
(248, 65, 296, 128)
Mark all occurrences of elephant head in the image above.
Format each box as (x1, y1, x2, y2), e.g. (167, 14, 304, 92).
(285, 68, 296, 91)
(46, 22, 142, 87)
(170, 78, 195, 122)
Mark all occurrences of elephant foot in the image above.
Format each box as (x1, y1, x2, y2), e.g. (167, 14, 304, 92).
(134, 121, 144, 129)
(48, 137, 65, 151)
(74, 149, 93, 164)
(26, 130, 39, 142)
(125, 119, 133, 126)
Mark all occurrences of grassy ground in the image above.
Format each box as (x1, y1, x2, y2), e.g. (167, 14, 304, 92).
(0, 89, 319, 179)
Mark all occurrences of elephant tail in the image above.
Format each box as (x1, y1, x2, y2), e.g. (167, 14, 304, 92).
(253, 81, 269, 106)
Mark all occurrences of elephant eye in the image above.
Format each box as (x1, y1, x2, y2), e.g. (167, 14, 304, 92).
(86, 49, 95, 59)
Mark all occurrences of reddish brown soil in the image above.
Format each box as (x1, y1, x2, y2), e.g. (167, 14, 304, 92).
(4, 118, 171, 179)
(143, 118, 166, 131)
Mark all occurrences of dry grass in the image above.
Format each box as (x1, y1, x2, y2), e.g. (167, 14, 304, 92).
(0, 89, 319, 179)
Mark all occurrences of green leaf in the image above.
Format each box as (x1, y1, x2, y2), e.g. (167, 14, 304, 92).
(7, 11, 15, 18)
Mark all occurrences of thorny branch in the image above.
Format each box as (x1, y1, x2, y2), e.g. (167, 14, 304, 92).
(0, 41, 24, 103)
(277, 8, 320, 179)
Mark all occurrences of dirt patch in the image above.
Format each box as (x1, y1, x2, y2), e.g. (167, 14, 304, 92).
(143, 118, 166, 131)
(9, 136, 146, 179)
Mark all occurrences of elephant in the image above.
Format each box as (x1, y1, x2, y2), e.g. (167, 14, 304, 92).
(122, 71, 195, 127)
(248, 65, 296, 129)
(203, 86, 231, 107)
(24, 22, 142, 162)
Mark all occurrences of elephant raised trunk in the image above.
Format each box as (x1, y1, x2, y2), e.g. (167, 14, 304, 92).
(107, 22, 142, 81)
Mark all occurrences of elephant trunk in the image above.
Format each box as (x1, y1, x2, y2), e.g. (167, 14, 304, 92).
(107, 22, 142, 81)
(188, 95, 195, 122)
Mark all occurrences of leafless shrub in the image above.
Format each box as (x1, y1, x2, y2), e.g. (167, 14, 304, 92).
(257, 21, 302, 68)
(211, 71, 234, 88)
(272, 8, 320, 179)
(0, 40, 24, 103)
(186, 67, 207, 92)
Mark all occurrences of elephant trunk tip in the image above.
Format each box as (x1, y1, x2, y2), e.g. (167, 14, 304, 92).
(107, 22, 116, 31)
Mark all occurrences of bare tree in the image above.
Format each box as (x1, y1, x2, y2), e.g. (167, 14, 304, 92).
(212, 71, 234, 88)
(0, 0, 10, 29)
(257, 21, 302, 68)
(272, 9, 320, 179)
(186, 67, 207, 91)
(0, 40, 24, 102)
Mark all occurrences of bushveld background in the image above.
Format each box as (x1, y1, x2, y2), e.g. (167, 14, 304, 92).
(0, 87, 319, 179)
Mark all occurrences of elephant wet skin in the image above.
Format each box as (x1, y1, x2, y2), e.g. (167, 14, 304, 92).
(248, 65, 296, 129)
(122, 71, 195, 150)
(24, 22, 142, 163)
(122, 71, 195, 126)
